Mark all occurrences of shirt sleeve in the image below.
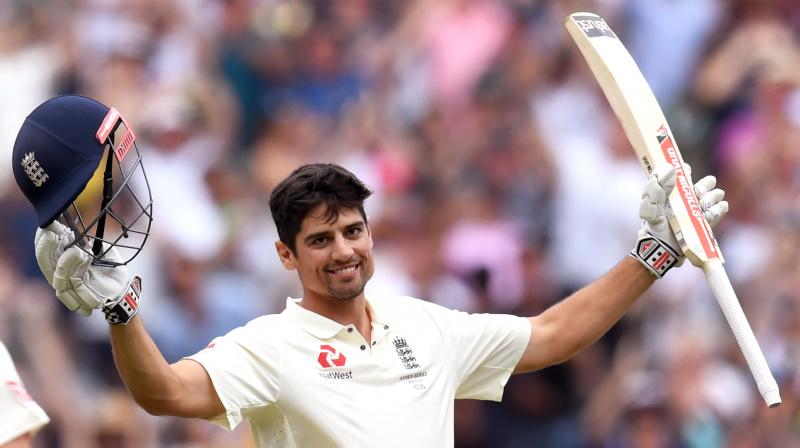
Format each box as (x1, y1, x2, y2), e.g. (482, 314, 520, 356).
(185, 319, 282, 430)
(0, 342, 50, 446)
(418, 300, 531, 401)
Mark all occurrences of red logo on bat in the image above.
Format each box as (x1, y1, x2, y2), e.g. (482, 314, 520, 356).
(656, 125, 719, 259)
(318, 345, 347, 368)
(5, 381, 32, 402)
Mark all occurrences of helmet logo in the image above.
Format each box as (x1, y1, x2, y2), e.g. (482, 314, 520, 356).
(20, 152, 49, 187)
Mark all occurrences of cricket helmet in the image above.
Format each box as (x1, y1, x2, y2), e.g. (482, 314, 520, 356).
(12, 95, 152, 266)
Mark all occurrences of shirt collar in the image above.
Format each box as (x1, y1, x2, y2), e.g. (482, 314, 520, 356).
(365, 296, 389, 328)
(284, 296, 391, 339)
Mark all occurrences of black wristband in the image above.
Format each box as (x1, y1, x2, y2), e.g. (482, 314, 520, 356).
(103, 276, 141, 325)
(630, 236, 680, 278)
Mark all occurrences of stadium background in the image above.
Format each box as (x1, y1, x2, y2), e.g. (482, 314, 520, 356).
(0, 0, 799, 446)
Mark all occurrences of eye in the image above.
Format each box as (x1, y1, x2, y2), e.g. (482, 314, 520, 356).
(310, 236, 328, 246)
(346, 226, 363, 237)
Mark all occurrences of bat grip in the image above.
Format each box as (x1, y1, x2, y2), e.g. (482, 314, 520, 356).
(702, 259, 781, 407)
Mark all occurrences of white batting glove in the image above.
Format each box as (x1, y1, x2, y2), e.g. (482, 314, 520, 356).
(34, 221, 74, 286)
(631, 166, 729, 278)
(52, 246, 141, 324)
(694, 174, 729, 227)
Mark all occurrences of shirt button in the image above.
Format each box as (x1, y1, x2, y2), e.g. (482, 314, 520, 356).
(347, 328, 353, 333)
(372, 341, 376, 346)
(360, 345, 366, 350)
(384, 325, 389, 330)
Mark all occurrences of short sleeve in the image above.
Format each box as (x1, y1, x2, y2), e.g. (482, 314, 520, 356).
(185, 320, 282, 430)
(419, 301, 531, 401)
(0, 342, 49, 446)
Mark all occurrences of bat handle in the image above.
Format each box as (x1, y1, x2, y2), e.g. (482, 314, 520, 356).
(702, 259, 781, 407)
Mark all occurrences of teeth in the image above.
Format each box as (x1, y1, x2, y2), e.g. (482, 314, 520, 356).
(333, 266, 357, 274)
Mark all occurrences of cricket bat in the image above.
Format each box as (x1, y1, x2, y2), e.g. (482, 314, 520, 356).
(564, 12, 781, 408)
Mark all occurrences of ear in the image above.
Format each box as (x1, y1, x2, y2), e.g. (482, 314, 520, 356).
(366, 223, 374, 250)
(275, 241, 296, 270)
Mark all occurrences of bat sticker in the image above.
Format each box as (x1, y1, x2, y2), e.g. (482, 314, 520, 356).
(656, 125, 720, 259)
(641, 156, 653, 174)
(572, 16, 617, 39)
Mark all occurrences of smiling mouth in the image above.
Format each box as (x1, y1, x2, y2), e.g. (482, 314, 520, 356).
(328, 264, 359, 274)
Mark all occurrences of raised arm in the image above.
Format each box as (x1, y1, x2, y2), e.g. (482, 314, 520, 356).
(514, 257, 652, 372)
(34, 224, 224, 419)
(515, 167, 728, 373)
(1, 434, 33, 448)
(109, 317, 224, 418)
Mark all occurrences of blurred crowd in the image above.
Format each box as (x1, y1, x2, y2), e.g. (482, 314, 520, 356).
(1, 0, 799, 446)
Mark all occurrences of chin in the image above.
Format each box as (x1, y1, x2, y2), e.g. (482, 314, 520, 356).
(324, 266, 373, 301)
(328, 283, 366, 301)
(330, 289, 363, 301)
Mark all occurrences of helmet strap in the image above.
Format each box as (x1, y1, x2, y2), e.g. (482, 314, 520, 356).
(92, 147, 115, 256)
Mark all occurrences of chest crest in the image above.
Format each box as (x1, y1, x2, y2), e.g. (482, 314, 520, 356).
(392, 336, 421, 370)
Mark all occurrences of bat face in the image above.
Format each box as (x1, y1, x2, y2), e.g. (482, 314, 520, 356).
(563, 12, 722, 266)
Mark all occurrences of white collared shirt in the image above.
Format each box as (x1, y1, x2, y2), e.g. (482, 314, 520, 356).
(187, 295, 530, 447)
(0, 341, 49, 446)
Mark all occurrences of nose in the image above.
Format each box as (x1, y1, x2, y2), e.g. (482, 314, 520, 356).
(331, 234, 355, 261)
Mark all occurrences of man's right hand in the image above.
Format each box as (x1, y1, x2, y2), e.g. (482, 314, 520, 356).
(34, 224, 141, 324)
(34, 221, 74, 287)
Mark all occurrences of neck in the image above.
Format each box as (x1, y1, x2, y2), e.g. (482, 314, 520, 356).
(300, 292, 372, 340)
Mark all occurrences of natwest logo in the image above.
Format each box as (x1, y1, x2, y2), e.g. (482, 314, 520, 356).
(317, 344, 346, 368)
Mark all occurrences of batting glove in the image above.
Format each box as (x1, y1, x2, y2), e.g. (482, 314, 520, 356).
(631, 166, 729, 278)
(52, 246, 141, 324)
(34, 221, 74, 286)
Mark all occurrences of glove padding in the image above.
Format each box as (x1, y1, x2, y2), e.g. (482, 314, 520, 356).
(694, 174, 729, 227)
(632, 166, 729, 278)
(34, 221, 75, 286)
(52, 246, 141, 324)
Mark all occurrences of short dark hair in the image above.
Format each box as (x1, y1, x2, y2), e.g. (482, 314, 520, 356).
(269, 163, 373, 253)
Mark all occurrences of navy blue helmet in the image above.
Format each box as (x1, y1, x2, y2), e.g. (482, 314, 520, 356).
(12, 95, 152, 266)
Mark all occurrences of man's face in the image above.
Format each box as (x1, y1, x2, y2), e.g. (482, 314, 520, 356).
(277, 205, 374, 302)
